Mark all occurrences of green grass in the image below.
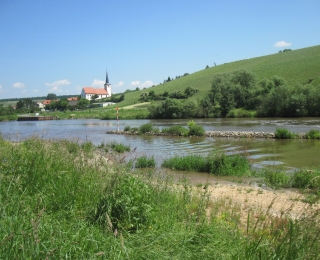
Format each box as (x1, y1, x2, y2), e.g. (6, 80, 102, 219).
(113, 45, 320, 108)
(110, 142, 130, 153)
(135, 156, 156, 168)
(306, 129, 320, 139)
(161, 125, 188, 136)
(1, 137, 320, 258)
(162, 151, 250, 176)
(275, 128, 296, 139)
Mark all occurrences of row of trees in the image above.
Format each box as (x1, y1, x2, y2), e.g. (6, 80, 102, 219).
(148, 70, 320, 119)
(204, 70, 320, 117)
(139, 87, 198, 102)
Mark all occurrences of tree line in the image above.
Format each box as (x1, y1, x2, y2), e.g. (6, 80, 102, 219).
(148, 70, 320, 119)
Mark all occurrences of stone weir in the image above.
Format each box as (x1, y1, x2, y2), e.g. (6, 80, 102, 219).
(106, 130, 288, 138)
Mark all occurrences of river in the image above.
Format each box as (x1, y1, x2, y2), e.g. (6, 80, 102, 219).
(1, 118, 320, 170)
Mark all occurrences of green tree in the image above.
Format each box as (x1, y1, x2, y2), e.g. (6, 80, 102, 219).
(151, 99, 183, 119)
(91, 94, 99, 103)
(77, 98, 90, 109)
(46, 93, 57, 100)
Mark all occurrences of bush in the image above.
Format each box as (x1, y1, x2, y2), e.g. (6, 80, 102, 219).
(162, 155, 207, 172)
(263, 169, 291, 189)
(306, 129, 320, 139)
(162, 151, 250, 176)
(275, 128, 295, 139)
(161, 125, 188, 136)
(292, 169, 320, 189)
(139, 123, 154, 134)
(91, 173, 155, 231)
(227, 108, 255, 118)
(135, 156, 156, 168)
(111, 142, 130, 153)
(206, 151, 250, 176)
(187, 121, 205, 136)
(124, 125, 131, 131)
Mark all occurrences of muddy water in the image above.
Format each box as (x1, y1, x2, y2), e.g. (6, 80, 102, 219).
(1, 118, 320, 170)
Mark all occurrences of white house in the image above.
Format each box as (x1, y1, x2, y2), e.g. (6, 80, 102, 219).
(81, 71, 112, 100)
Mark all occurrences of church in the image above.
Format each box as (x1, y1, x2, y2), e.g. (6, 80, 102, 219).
(81, 71, 112, 100)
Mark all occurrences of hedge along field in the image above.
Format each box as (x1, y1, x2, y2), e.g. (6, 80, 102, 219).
(1, 137, 320, 258)
(115, 45, 320, 107)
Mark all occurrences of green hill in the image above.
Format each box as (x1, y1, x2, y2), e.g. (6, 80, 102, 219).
(118, 45, 320, 107)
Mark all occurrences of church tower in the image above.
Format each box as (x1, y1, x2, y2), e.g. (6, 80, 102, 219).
(104, 70, 112, 97)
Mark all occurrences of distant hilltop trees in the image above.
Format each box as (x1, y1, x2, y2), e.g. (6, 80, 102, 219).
(278, 49, 292, 53)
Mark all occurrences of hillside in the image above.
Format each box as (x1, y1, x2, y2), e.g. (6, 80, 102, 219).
(118, 45, 320, 107)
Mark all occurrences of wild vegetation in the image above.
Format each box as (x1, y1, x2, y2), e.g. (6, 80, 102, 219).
(162, 150, 251, 176)
(1, 137, 320, 258)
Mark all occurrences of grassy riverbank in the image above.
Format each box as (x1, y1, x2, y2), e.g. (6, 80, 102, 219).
(1, 137, 320, 258)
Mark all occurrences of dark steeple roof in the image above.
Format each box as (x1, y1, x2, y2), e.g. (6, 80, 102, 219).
(105, 70, 109, 84)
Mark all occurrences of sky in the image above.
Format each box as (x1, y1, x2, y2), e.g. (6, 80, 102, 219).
(0, 0, 319, 99)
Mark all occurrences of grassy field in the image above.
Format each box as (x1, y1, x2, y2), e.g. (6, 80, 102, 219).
(1, 137, 320, 258)
(115, 45, 320, 107)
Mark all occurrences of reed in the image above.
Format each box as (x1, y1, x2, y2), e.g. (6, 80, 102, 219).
(135, 156, 156, 168)
(162, 151, 250, 176)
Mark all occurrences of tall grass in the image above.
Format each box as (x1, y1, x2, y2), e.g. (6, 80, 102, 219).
(1, 137, 320, 258)
(135, 156, 156, 168)
(162, 150, 250, 176)
(161, 125, 188, 136)
(306, 129, 320, 139)
(274, 128, 296, 139)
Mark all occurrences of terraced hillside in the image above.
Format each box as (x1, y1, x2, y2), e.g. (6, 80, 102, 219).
(118, 45, 320, 107)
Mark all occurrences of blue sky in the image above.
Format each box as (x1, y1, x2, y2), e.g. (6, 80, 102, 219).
(0, 0, 319, 99)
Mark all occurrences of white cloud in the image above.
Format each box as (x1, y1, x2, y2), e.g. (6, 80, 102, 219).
(13, 82, 25, 89)
(130, 81, 141, 86)
(130, 80, 153, 88)
(45, 79, 71, 93)
(273, 41, 292, 47)
(140, 80, 154, 88)
(92, 79, 105, 87)
(0, 85, 2, 92)
(114, 81, 124, 87)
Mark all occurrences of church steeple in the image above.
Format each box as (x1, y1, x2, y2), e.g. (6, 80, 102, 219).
(104, 69, 112, 97)
(105, 70, 110, 84)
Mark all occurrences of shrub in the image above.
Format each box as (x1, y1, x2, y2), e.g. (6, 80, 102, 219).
(81, 141, 94, 153)
(306, 129, 320, 139)
(187, 121, 205, 136)
(161, 125, 188, 136)
(206, 151, 250, 176)
(162, 151, 250, 176)
(135, 156, 156, 168)
(111, 142, 130, 153)
(263, 169, 291, 189)
(139, 123, 154, 134)
(162, 155, 207, 172)
(292, 169, 320, 189)
(124, 125, 131, 131)
(275, 128, 295, 139)
(91, 173, 155, 231)
(227, 108, 255, 118)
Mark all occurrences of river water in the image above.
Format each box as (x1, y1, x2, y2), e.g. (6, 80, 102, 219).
(1, 118, 320, 170)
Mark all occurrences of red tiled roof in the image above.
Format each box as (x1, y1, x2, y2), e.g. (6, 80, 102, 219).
(43, 100, 51, 105)
(83, 87, 108, 95)
(67, 97, 79, 101)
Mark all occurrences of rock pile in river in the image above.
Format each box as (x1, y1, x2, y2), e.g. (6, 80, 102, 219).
(106, 130, 308, 139)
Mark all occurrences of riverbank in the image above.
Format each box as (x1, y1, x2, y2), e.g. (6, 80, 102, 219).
(1, 137, 320, 258)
